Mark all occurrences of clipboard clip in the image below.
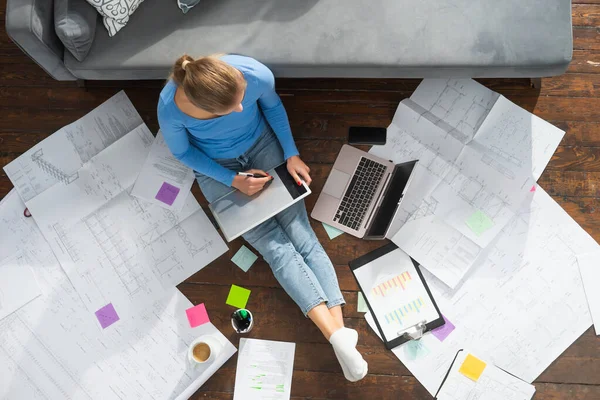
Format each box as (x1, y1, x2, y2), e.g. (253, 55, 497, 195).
(399, 320, 427, 341)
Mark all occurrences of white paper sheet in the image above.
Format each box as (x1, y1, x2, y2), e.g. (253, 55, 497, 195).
(4, 91, 143, 202)
(26, 124, 154, 232)
(366, 187, 598, 395)
(233, 338, 296, 400)
(577, 252, 600, 336)
(0, 252, 41, 321)
(371, 121, 483, 288)
(131, 130, 195, 212)
(43, 190, 227, 319)
(436, 351, 535, 400)
(370, 79, 564, 285)
(353, 248, 439, 341)
(0, 191, 236, 400)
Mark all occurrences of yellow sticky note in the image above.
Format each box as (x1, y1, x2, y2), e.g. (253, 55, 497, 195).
(459, 354, 487, 381)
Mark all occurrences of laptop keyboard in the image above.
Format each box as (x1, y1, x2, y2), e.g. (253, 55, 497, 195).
(334, 157, 386, 231)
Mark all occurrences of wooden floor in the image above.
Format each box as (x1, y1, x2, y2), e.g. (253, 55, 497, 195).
(2, 3, 600, 400)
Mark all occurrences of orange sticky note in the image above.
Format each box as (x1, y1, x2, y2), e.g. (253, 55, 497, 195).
(459, 354, 487, 381)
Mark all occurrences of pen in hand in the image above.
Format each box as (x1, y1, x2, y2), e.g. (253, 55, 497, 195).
(237, 172, 270, 179)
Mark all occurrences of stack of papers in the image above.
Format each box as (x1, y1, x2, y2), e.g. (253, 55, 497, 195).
(0, 93, 235, 399)
(365, 79, 600, 396)
(371, 79, 565, 288)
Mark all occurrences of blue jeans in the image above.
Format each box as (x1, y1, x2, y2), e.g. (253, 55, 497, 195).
(196, 127, 345, 315)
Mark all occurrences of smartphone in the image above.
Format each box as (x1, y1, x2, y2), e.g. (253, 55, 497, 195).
(348, 127, 387, 145)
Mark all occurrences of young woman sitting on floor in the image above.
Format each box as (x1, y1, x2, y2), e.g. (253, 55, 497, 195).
(158, 54, 367, 382)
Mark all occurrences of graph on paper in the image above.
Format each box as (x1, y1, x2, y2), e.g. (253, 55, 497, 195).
(384, 297, 427, 326)
(371, 271, 412, 297)
(353, 248, 441, 341)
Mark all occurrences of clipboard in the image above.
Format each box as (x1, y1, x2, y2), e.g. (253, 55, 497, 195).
(434, 349, 536, 400)
(349, 242, 444, 350)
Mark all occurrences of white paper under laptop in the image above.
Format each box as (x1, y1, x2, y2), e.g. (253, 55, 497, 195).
(209, 163, 311, 242)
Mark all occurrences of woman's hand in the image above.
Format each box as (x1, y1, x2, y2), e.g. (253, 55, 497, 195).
(287, 155, 312, 186)
(232, 169, 272, 196)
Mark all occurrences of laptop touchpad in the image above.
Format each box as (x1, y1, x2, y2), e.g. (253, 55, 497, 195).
(322, 169, 350, 199)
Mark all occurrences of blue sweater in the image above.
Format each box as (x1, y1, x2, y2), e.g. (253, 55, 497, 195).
(157, 55, 299, 187)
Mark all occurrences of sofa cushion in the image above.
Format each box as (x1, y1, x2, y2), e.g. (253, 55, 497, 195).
(177, 0, 201, 14)
(64, 0, 573, 79)
(55, 0, 98, 62)
(85, 0, 145, 36)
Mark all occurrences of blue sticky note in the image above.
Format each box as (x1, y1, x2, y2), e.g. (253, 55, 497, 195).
(322, 223, 344, 240)
(405, 340, 430, 361)
(232, 245, 258, 272)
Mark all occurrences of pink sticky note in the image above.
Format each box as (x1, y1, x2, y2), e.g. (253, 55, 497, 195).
(431, 314, 455, 342)
(95, 303, 120, 329)
(530, 185, 536, 192)
(185, 303, 210, 328)
(155, 182, 180, 206)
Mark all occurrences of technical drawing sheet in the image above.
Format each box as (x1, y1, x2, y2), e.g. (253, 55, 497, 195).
(0, 191, 236, 400)
(371, 116, 484, 288)
(43, 189, 227, 319)
(0, 252, 41, 321)
(26, 124, 154, 233)
(3, 91, 143, 203)
(436, 351, 535, 400)
(366, 187, 598, 395)
(131, 130, 195, 212)
(407, 79, 564, 247)
(577, 251, 600, 335)
(370, 80, 564, 286)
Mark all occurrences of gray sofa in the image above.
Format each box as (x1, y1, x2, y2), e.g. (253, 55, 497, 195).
(6, 0, 573, 81)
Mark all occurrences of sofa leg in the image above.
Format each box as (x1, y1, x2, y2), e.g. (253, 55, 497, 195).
(76, 79, 86, 88)
(530, 78, 541, 89)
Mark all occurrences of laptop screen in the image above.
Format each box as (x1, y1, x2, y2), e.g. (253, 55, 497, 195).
(365, 160, 418, 238)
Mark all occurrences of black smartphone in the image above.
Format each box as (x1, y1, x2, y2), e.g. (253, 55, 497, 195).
(348, 127, 387, 145)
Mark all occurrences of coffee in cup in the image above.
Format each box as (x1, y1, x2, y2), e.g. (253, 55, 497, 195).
(188, 336, 221, 368)
(192, 342, 211, 363)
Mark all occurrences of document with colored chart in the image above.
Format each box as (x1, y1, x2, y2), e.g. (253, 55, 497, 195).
(353, 247, 440, 341)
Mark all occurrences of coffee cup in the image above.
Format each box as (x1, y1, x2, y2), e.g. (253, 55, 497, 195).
(188, 336, 221, 368)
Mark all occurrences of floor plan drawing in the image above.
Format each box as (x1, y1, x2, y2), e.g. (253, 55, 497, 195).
(4, 91, 143, 202)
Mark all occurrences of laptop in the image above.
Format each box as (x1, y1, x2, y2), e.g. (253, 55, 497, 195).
(209, 163, 311, 242)
(311, 145, 417, 239)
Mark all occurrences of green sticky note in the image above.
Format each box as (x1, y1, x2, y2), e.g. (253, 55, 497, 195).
(405, 340, 430, 361)
(357, 292, 368, 313)
(465, 210, 494, 237)
(226, 284, 251, 309)
(231, 245, 258, 272)
(322, 222, 344, 240)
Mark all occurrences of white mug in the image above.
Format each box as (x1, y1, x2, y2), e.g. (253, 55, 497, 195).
(188, 335, 221, 368)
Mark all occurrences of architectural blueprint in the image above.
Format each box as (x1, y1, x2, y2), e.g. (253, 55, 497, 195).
(367, 187, 597, 395)
(577, 251, 600, 335)
(42, 187, 226, 319)
(370, 79, 564, 287)
(436, 351, 535, 400)
(0, 190, 236, 400)
(131, 130, 196, 212)
(26, 124, 154, 233)
(0, 251, 41, 321)
(4, 91, 143, 203)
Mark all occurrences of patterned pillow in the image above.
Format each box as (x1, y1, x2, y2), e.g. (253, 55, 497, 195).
(85, 0, 145, 37)
(177, 0, 201, 14)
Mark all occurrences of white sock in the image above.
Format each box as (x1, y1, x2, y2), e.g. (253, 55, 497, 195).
(329, 328, 368, 382)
